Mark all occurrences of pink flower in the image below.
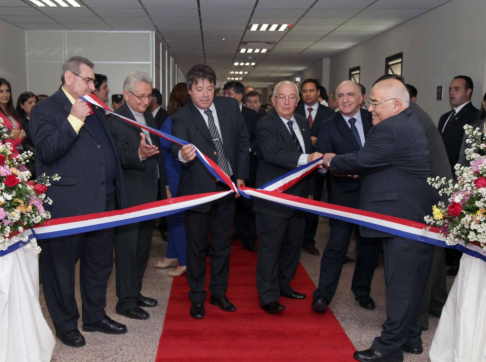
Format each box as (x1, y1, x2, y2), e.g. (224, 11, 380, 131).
(0, 166, 12, 177)
(0, 207, 5, 219)
(472, 158, 486, 174)
(30, 197, 44, 214)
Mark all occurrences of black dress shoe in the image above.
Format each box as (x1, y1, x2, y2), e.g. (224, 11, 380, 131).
(210, 295, 237, 312)
(138, 294, 158, 307)
(281, 291, 306, 299)
(353, 348, 403, 362)
(117, 306, 150, 320)
(56, 329, 86, 348)
(355, 295, 376, 310)
(261, 301, 285, 314)
(303, 245, 320, 256)
(311, 297, 328, 313)
(402, 345, 423, 354)
(83, 316, 127, 334)
(190, 302, 205, 319)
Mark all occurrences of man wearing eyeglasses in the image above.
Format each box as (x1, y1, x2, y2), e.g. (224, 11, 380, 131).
(254, 80, 323, 314)
(109, 71, 170, 321)
(323, 79, 437, 362)
(31, 56, 127, 347)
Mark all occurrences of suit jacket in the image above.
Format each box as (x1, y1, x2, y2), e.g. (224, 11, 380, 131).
(330, 107, 437, 238)
(316, 109, 373, 207)
(170, 97, 250, 212)
(154, 107, 169, 129)
(253, 111, 314, 218)
(109, 103, 169, 207)
(31, 88, 126, 219)
(295, 102, 335, 139)
(438, 102, 479, 171)
(241, 105, 260, 155)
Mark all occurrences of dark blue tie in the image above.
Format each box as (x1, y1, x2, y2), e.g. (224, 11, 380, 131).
(349, 118, 362, 149)
(287, 120, 303, 153)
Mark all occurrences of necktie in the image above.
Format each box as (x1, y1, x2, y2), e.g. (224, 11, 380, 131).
(349, 118, 362, 148)
(308, 107, 314, 128)
(204, 109, 232, 177)
(287, 120, 303, 153)
(441, 109, 456, 133)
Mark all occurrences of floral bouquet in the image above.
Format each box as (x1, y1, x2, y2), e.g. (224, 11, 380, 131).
(425, 125, 486, 247)
(0, 126, 59, 253)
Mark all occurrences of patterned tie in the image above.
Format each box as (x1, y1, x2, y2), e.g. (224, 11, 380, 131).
(287, 120, 303, 153)
(204, 109, 232, 177)
(308, 107, 314, 128)
(441, 109, 456, 133)
(349, 118, 362, 149)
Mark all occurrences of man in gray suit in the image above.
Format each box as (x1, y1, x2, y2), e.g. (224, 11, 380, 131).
(323, 79, 438, 362)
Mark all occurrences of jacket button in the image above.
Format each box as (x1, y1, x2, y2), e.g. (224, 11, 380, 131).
(101, 181, 105, 185)
(214, 151, 217, 155)
(97, 145, 101, 149)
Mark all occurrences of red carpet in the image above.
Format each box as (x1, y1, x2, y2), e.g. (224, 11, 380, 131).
(156, 242, 356, 361)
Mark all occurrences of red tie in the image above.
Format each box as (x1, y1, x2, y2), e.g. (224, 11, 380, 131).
(308, 107, 313, 128)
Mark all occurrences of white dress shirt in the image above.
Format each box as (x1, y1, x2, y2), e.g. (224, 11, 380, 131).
(342, 110, 366, 146)
(277, 114, 308, 166)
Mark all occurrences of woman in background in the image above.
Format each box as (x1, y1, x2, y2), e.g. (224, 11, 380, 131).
(155, 83, 190, 277)
(0, 78, 26, 158)
(16, 91, 37, 176)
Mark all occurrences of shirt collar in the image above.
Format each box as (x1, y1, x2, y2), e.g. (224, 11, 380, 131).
(62, 86, 76, 105)
(194, 102, 216, 115)
(152, 106, 160, 118)
(341, 110, 362, 123)
(454, 101, 470, 114)
(305, 102, 319, 111)
(277, 113, 296, 123)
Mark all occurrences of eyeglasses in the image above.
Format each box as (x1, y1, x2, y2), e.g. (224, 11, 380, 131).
(274, 94, 298, 103)
(367, 98, 396, 108)
(73, 73, 95, 86)
(128, 90, 153, 101)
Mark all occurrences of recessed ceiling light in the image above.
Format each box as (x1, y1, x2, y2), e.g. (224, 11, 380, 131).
(247, 49, 253, 53)
(254, 49, 260, 53)
(279, 24, 288, 31)
(239, 71, 243, 75)
(244, 71, 248, 74)
(240, 48, 246, 53)
(261, 48, 268, 53)
(260, 24, 269, 31)
(250, 62, 255, 66)
(30, 0, 45, 6)
(42, 0, 57, 6)
(245, 62, 250, 66)
(269, 24, 278, 31)
(234, 62, 239, 66)
(65, 0, 81, 7)
(54, 0, 69, 6)
(250, 24, 258, 31)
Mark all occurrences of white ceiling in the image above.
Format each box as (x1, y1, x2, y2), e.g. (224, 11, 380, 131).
(1, 0, 451, 87)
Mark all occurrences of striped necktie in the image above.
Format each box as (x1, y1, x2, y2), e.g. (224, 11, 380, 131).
(204, 109, 232, 177)
(287, 120, 303, 153)
(349, 118, 362, 148)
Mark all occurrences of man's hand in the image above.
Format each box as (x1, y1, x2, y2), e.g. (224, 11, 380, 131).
(311, 136, 317, 146)
(180, 144, 196, 162)
(138, 133, 159, 159)
(308, 194, 314, 200)
(323, 153, 336, 169)
(235, 179, 245, 198)
(8, 129, 26, 141)
(307, 152, 323, 163)
(70, 98, 91, 122)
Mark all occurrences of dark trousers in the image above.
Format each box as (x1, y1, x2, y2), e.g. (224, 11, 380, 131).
(303, 172, 329, 247)
(234, 196, 256, 248)
(185, 194, 236, 303)
(115, 218, 156, 312)
(255, 211, 305, 306)
(313, 218, 381, 302)
(40, 195, 116, 332)
(372, 236, 435, 355)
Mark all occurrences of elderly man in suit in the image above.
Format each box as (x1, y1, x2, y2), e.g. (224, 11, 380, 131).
(295, 79, 335, 256)
(312, 80, 381, 314)
(254, 81, 323, 314)
(31, 56, 127, 348)
(171, 64, 249, 319)
(109, 71, 170, 320)
(323, 79, 438, 362)
(223, 80, 260, 252)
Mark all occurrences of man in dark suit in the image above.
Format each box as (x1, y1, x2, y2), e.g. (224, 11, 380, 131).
(312, 80, 381, 314)
(93, 73, 110, 104)
(245, 90, 267, 117)
(31, 56, 127, 348)
(438, 75, 479, 276)
(223, 80, 259, 252)
(323, 79, 438, 362)
(109, 71, 170, 320)
(295, 79, 335, 256)
(171, 64, 249, 319)
(254, 81, 323, 314)
(149, 88, 169, 129)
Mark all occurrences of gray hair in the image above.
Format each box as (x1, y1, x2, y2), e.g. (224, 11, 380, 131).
(61, 56, 94, 85)
(123, 71, 152, 92)
(273, 81, 299, 97)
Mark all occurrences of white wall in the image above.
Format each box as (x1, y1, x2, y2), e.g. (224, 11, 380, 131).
(329, 0, 486, 123)
(0, 19, 27, 100)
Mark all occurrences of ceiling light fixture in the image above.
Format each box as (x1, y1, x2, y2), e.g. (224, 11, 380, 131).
(245, 62, 250, 66)
(54, 0, 69, 6)
(254, 49, 260, 53)
(65, 0, 81, 7)
(250, 24, 258, 31)
(248, 24, 289, 32)
(29, 0, 45, 6)
(269, 24, 278, 31)
(247, 49, 253, 53)
(234, 62, 239, 66)
(260, 24, 269, 31)
(279, 24, 288, 31)
(250, 62, 255, 66)
(41, 0, 58, 7)
(244, 71, 248, 74)
(261, 48, 268, 53)
(240, 48, 246, 53)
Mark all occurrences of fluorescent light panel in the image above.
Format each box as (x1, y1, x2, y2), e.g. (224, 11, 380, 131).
(240, 48, 246, 53)
(250, 24, 258, 31)
(261, 48, 268, 53)
(54, 0, 69, 6)
(30, 0, 45, 6)
(279, 24, 287, 31)
(260, 24, 269, 31)
(65, 0, 81, 7)
(249, 24, 289, 32)
(42, 0, 57, 6)
(269, 24, 278, 31)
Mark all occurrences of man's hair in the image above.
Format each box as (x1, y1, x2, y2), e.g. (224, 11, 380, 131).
(61, 56, 94, 85)
(318, 85, 328, 102)
(246, 90, 261, 102)
(152, 88, 163, 106)
(273, 81, 299, 97)
(123, 71, 152, 92)
(453, 75, 474, 95)
(373, 74, 405, 86)
(301, 78, 319, 89)
(186, 64, 216, 90)
(112, 94, 123, 104)
(94, 73, 108, 91)
(223, 81, 245, 95)
(358, 83, 366, 96)
(406, 84, 417, 98)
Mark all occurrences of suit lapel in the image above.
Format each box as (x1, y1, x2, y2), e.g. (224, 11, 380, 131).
(215, 103, 232, 150)
(336, 113, 361, 150)
(273, 112, 296, 150)
(295, 116, 312, 153)
(189, 102, 213, 144)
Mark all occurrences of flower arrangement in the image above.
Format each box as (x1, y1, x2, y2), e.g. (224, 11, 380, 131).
(0, 126, 59, 253)
(425, 125, 486, 247)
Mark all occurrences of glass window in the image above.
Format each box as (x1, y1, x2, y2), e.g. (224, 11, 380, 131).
(385, 53, 403, 76)
(349, 66, 361, 83)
